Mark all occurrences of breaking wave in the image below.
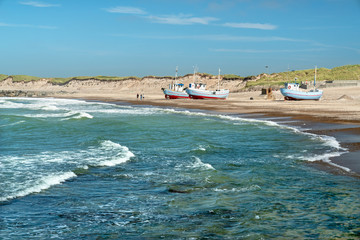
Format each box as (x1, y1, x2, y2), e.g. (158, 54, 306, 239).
(0, 140, 134, 202)
(191, 157, 215, 170)
(0, 172, 76, 202)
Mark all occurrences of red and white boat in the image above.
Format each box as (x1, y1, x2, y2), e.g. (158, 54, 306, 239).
(162, 67, 189, 99)
(186, 68, 229, 99)
(162, 83, 189, 99)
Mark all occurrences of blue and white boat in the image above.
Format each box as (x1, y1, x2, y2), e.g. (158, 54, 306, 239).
(280, 66, 323, 100)
(162, 83, 189, 99)
(162, 67, 189, 99)
(186, 84, 229, 99)
(186, 68, 229, 100)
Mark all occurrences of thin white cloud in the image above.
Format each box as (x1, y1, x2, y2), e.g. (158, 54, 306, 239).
(147, 14, 218, 25)
(105, 6, 146, 14)
(0, 22, 57, 29)
(200, 35, 302, 42)
(223, 22, 277, 30)
(109, 33, 306, 43)
(19, 1, 60, 7)
(104, 6, 273, 29)
(211, 48, 325, 53)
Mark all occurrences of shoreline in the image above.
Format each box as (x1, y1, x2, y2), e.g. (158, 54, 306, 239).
(1, 85, 359, 177)
(67, 94, 360, 178)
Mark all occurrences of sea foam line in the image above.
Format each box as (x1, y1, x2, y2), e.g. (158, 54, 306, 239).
(0, 120, 25, 128)
(97, 140, 135, 167)
(157, 107, 348, 171)
(159, 108, 345, 151)
(0, 172, 76, 202)
(298, 151, 350, 172)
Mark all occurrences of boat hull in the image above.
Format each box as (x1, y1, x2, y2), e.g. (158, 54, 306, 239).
(186, 89, 229, 99)
(163, 89, 189, 99)
(280, 88, 323, 100)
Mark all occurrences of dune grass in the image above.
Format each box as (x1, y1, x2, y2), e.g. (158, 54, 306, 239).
(48, 76, 141, 85)
(245, 64, 360, 88)
(1, 75, 42, 82)
(0, 74, 8, 81)
(1, 65, 359, 87)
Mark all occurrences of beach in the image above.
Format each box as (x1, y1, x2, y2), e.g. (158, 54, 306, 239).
(1, 79, 359, 176)
(52, 85, 360, 177)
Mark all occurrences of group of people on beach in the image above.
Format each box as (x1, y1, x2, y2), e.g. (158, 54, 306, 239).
(137, 93, 144, 100)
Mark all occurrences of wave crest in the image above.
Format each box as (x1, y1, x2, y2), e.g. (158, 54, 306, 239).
(0, 172, 76, 202)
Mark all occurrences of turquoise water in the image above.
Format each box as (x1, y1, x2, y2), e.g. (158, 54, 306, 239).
(1, 97, 359, 239)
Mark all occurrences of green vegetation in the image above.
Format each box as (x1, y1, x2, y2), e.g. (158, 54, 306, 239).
(1, 65, 359, 88)
(0, 74, 8, 81)
(8, 75, 42, 82)
(223, 74, 243, 80)
(48, 76, 141, 85)
(245, 64, 360, 88)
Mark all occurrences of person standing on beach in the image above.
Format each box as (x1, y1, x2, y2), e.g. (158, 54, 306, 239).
(137, 93, 139, 100)
(140, 94, 143, 101)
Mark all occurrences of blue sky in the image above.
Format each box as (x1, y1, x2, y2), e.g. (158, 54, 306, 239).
(1, 0, 359, 78)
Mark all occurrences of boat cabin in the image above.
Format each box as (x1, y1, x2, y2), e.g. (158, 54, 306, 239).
(189, 83, 206, 90)
(169, 83, 185, 92)
(284, 82, 300, 91)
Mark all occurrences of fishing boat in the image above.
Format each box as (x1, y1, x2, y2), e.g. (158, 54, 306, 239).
(280, 66, 323, 100)
(186, 68, 229, 99)
(162, 67, 189, 99)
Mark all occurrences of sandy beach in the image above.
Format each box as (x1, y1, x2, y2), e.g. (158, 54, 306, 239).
(1, 79, 359, 177)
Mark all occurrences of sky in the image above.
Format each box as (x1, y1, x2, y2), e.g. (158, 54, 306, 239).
(0, 0, 359, 78)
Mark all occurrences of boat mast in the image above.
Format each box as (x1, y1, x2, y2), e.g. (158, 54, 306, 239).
(175, 66, 178, 83)
(193, 65, 198, 82)
(314, 65, 317, 87)
(218, 68, 221, 90)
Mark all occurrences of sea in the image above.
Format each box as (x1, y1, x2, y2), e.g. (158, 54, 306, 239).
(1, 97, 359, 239)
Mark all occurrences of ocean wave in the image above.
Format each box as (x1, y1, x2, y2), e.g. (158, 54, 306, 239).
(151, 108, 348, 173)
(160, 108, 208, 117)
(191, 157, 215, 170)
(214, 185, 261, 193)
(216, 114, 345, 151)
(298, 151, 350, 172)
(96, 140, 135, 167)
(62, 111, 94, 120)
(0, 171, 76, 202)
(191, 145, 208, 152)
(0, 140, 134, 202)
(86, 107, 158, 116)
(0, 97, 85, 110)
(22, 110, 94, 120)
(0, 120, 25, 128)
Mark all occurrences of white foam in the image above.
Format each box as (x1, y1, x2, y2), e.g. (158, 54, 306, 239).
(87, 107, 157, 115)
(218, 114, 345, 152)
(191, 157, 215, 170)
(0, 171, 76, 202)
(41, 105, 59, 111)
(299, 151, 350, 171)
(193, 145, 207, 151)
(0, 139, 135, 202)
(96, 140, 135, 167)
(62, 111, 93, 120)
(214, 185, 261, 192)
(161, 108, 208, 117)
(0, 120, 25, 128)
